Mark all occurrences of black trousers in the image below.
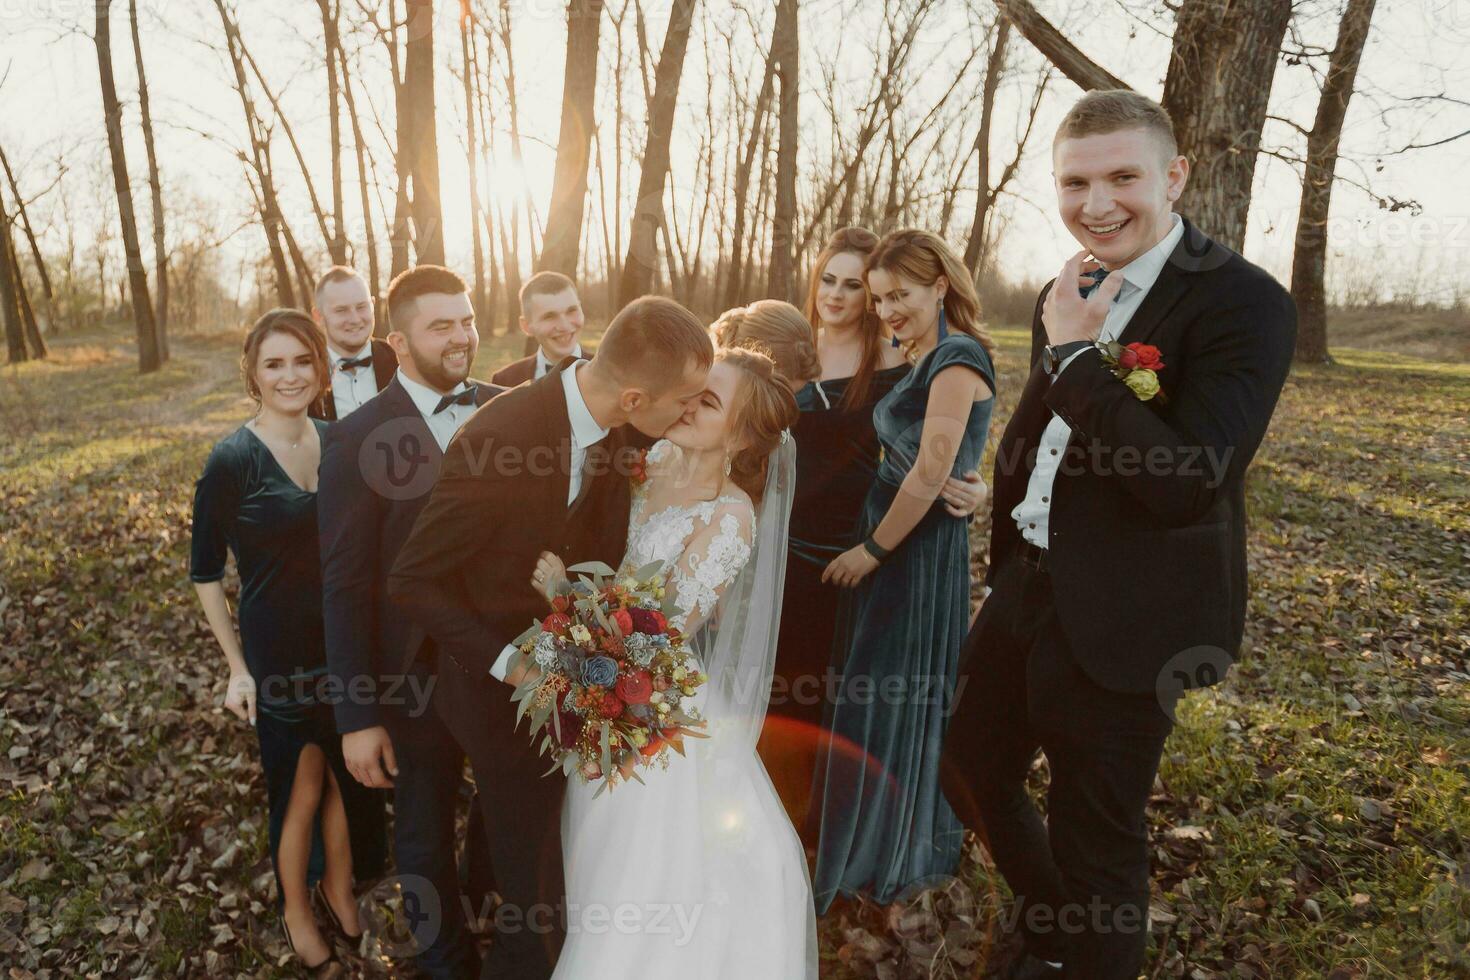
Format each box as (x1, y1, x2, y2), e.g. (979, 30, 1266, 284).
(383, 666, 481, 980)
(943, 551, 1173, 980)
(436, 660, 567, 980)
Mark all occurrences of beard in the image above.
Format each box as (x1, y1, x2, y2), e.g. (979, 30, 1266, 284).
(407, 341, 474, 391)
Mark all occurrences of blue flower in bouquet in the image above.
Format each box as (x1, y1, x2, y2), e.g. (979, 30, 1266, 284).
(581, 656, 619, 688)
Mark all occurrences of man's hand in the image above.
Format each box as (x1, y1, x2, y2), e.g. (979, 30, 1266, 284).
(343, 726, 398, 789)
(941, 470, 989, 519)
(1042, 250, 1125, 346)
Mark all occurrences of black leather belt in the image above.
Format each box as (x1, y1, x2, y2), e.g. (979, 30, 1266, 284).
(1018, 539, 1050, 573)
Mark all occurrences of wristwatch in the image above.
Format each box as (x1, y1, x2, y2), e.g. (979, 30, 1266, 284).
(1043, 340, 1096, 376)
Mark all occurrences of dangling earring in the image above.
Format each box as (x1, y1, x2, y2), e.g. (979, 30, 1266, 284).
(937, 297, 949, 340)
(723, 454, 733, 477)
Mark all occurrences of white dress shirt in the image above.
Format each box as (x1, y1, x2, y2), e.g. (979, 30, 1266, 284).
(330, 343, 381, 419)
(534, 343, 583, 380)
(395, 369, 475, 453)
(1012, 214, 1185, 549)
(490, 360, 607, 681)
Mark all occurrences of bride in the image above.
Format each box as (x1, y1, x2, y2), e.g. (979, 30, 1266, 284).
(523, 345, 817, 978)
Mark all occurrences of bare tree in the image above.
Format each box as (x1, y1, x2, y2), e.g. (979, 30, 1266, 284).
(540, 0, 606, 276)
(95, 0, 161, 373)
(765, 0, 799, 301)
(336, 41, 383, 314)
(0, 197, 25, 362)
(1290, 0, 1378, 364)
(617, 0, 700, 306)
(0, 142, 58, 332)
(128, 0, 168, 355)
(963, 17, 1009, 275)
(319, 0, 349, 264)
(403, 0, 445, 264)
(723, 12, 777, 309)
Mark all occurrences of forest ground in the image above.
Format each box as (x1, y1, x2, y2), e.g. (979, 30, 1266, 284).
(2, 317, 1467, 978)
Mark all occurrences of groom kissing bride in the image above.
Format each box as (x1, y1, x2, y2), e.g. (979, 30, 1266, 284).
(387, 296, 818, 979)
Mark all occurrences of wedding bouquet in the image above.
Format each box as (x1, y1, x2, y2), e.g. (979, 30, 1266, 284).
(509, 561, 707, 795)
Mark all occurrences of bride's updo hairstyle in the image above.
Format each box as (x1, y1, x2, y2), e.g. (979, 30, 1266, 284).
(718, 346, 799, 504)
(711, 300, 821, 390)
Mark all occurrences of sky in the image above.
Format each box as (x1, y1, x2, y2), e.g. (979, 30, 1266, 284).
(1, 0, 1468, 312)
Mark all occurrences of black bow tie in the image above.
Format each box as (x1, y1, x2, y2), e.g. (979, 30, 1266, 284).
(338, 353, 374, 372)
(1079, 268, 1110, 299)
(434, 385, 478, 414)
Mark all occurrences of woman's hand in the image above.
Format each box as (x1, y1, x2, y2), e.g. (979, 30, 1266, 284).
(941, 470, 989, 519)
(822, 545, 880, 588)
(530, 551, 570, 602)
(224, 669, 256, 725)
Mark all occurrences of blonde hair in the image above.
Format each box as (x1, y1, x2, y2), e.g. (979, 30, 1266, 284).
(711, 300, 820, 387)
(803, 226, 883, 410)
(1054, 89, 1177, 157)
(717, 346, 799, 504)
(866, 229, 995, 357)
(241, 308, 330, 406)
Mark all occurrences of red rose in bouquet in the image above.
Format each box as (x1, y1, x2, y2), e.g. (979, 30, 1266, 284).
(598, 692, 625, 719)
(628, 608, 667, 634)
(1127, 342, 1164, 371)
(610, 608, 634, 636)
(542, 611, 572, 634)
(615, 669, 653, 705)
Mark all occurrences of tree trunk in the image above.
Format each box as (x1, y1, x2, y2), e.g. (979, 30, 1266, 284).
(384, 0, 411, 277)
(765, 0, 798, 301)
(337, 44, 382, 320)
(95, 0, 160, 373)
(722, 19, 776, 310)
(0, 142, 56, 329)
(992, 0, 1125, 90)
(319, 0, 348, 264)
(403, 0, 445, 265)
(964, 18, 1009, 276)
(0, 203, 24, 363)
(617, 0, 700, 306)
(1162, 0, 1292, 249)
(1291, 0, 1378, 364)
(459, 15, 487, 320)
(128, 0, 167, 357)
(539, 0, 606, 276)
(9, 225, 47, 359)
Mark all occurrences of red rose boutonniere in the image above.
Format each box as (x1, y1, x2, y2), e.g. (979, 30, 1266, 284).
(1099, 341, 1167, 403)
(629, 447, 650, 487)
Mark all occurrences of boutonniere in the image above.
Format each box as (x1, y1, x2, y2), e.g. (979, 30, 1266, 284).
(1099, 341, 1167, 403)
(629, 447, 650, 487)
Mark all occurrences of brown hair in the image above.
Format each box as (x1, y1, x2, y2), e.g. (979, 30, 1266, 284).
(1054, 89, 1177, 156)
(718, 346, 799, 504)
(803, 226, 884, 411)
(313, 265, 366, 306)
(711, 300, 820, 387)
(386, 265, 469, 333)
(596, 295, 714, 390)
(866, 229, 995, 357)
(241, 308, 330, 405)
(519, 270, 577, 315)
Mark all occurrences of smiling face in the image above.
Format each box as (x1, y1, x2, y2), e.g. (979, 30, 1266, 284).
(815, 251, 868, 330)
(866, 266, 947, 347)
(664, 360, 744, 454)
(251, 331, 322, 415)
(391, 291, 479, 392)
(314, 274, 376, 356)
(1053, 126, 1189, 269)
(520, 288, 585, 361)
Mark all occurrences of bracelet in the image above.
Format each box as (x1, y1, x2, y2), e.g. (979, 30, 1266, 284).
(861, 536, 892, 562)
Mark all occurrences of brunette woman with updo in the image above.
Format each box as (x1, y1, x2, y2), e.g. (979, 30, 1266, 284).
(190, 309, 387, 973)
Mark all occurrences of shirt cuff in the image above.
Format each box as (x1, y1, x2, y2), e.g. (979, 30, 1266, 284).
(489, 643, 518, 682)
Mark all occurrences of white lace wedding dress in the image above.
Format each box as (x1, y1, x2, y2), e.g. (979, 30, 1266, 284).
(553, 440, 817, 979)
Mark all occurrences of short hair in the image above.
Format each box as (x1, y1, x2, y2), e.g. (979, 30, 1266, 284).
(1054, 89, 1177, 156)
(241, 308, 330, 404)
(313, 265, 366, 307)
(596, 295, 713, 389)
(519, 271, 577, 317)
(386, 265, 469, 333)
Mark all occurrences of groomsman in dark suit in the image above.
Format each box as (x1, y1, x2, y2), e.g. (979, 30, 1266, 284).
(490, 271, 595, 387)
(311, 266, 398, 421)
(943, 91, 1296, 980)
(319, 265, 502, 979)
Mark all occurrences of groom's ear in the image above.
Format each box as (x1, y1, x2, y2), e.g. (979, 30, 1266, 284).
(618, 388, 648, 414)
(1166, 154, 1190, 202)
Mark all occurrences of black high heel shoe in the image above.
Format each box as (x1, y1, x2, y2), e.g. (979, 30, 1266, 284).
(279, 912, 337, 975)
(314, 880, 364, 944)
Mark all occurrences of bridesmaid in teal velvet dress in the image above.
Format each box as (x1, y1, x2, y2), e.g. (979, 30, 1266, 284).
(812, 230, 997, 911)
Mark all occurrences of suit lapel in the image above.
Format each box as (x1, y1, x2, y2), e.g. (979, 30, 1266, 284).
(1116, 217, 1219, 349)
(379, 377, 443, 467)
(532, 366, 575, 515)
(371, 338, 399, 392)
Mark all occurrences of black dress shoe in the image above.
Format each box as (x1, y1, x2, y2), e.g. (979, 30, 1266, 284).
(996, 951, 1064, 980)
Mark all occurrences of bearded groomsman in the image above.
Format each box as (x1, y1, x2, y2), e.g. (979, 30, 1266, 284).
(319, 265, 501, 979)
(490, 271, 595, 387)
(311, 266, 398, 421)
(943, 91, 1295, 980)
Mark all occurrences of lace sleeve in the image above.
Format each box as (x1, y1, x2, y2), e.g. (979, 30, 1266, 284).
(668, 499, 756, 634)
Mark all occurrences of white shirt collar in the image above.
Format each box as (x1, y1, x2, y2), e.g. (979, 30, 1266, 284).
(536, 343, 583, 377)
(333, 341, 371, 367)
(397, 368, 470, 420)
(560, 359, 608, 449)
(1109, 213, 1184, 295)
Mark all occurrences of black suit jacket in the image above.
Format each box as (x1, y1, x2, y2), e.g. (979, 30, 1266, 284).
(987, 219, 1296, 693)
(386, 362, 640, 712)
(318, 375, 502, 734)
(311, 337, 399, 421)
(490, 344, 596, 388)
